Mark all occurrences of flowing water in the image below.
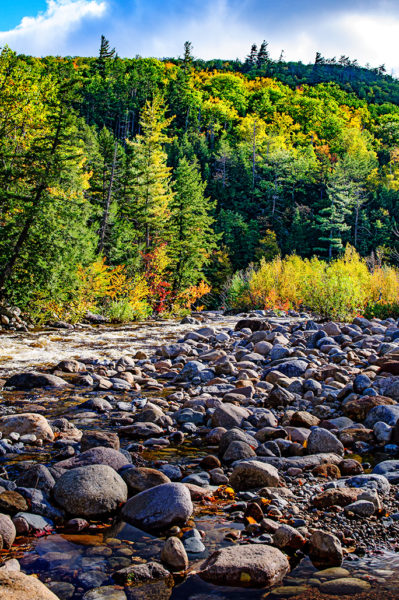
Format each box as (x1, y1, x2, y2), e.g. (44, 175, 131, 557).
(1, 316, 399, 599)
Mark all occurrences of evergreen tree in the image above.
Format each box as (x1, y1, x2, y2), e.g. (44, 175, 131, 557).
(96, 35, 115, 78)
(315, 167, 352, 259)
(257, 41, 269, 68)
(245, 44, 258, 70)
(169, 157, 217, 290)
(183, 41, 193, 73)
(122, 97, 174, 251)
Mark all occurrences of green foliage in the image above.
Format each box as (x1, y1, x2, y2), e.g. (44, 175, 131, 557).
(2, 40, 399, 321)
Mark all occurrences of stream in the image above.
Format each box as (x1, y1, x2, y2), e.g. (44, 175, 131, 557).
(1, 315, 399, 599)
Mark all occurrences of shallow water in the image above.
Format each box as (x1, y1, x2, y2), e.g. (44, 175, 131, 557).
(1, 315, 399, 599)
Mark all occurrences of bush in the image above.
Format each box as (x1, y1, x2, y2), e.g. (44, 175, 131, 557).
(224, 246, 399, 320)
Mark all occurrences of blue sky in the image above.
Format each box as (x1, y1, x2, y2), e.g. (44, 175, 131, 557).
(0, 0, 398, 74)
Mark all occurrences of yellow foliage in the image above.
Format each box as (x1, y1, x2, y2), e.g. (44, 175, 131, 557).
(226, 246, 399, 319)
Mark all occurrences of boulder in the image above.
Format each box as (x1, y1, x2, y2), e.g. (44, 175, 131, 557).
(273, 360, 308, 378)
(312, 488, 360, 509)
(55, 447, 130, 472)
(307, 428, 344, 457)
(200, 544, 289, 587)
(308, 530, 343, 568)
(0, 571, 60, 600)
(211, 403, 250, 429)
(122, 466, 171, 494)
(0, 413, 54, 442)
(80, 431, 120, 452)
(4, 371, 68, 390)
(53, 465, 128, 517)
(343, 396, 395, 421)
(364, 404, 399, 428)
(372, 460, 399, 483)
(122, 483, 193, 531)
(0, 513, 16, 548)
(161, 536, 189, 571)
(229, 460, 279, 490)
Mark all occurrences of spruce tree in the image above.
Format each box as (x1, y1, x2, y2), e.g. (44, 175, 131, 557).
(123, 97, 174, 251)
(169, 157, 217, 290)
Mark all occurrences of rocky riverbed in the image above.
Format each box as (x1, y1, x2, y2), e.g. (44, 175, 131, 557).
(2, 311, 399, 598)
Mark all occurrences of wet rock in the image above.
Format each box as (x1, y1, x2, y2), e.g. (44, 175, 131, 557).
(122, 483, 193, 531)
(229, 460, 279, 490)
(199, 544, 289, 587)
(83, 587, 127, 600)
(0, 571, 60, 599)
(5, 371, 68, 390)
(182, 528, 206, 553)
(319, 577, 371, 595)
(0, 413, 54, 441)
(53, 464, 128, 517)
(308, 530, 343, 568)
(0, 513, 16, 548)
(113, 561, 172, 585)
(307, 428, 344, 456)
(161, 536, 188, 571)
(47, 581, 75, 599)
(122, 466, 171, 494)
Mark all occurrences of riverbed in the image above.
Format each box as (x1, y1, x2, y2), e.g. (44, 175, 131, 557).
(1, 313, 399, 599)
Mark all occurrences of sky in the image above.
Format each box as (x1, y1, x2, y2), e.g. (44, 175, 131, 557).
(0, 0, 398, 75)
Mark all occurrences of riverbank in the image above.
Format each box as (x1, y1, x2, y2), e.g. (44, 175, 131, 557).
(1, 311, 399, 599)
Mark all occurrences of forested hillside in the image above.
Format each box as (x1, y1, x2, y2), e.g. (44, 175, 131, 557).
(1, 39, 399, 320)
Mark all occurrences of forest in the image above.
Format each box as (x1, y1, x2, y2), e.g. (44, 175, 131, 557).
(1, 38, 399, 321)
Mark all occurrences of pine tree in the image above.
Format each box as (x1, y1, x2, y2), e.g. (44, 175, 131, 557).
(96, 35, 115, 78)
(257, 41, 269, 68)
(183, 41, 193, 73)
(123, 97, 174, 251)
(315, 169, 352, 259)
(169, 157, 217, 290)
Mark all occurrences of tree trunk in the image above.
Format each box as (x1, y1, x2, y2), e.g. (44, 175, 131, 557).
(97, 140, 118, 255)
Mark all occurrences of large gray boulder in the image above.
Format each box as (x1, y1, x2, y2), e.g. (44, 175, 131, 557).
(122, 483, 193, 531)
(53, 465, 128, 517)
(200, 544, 289, 587)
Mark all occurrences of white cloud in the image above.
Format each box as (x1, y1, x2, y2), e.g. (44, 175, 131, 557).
(277, 11, 399, 75)
(0, 0, 107, 55)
